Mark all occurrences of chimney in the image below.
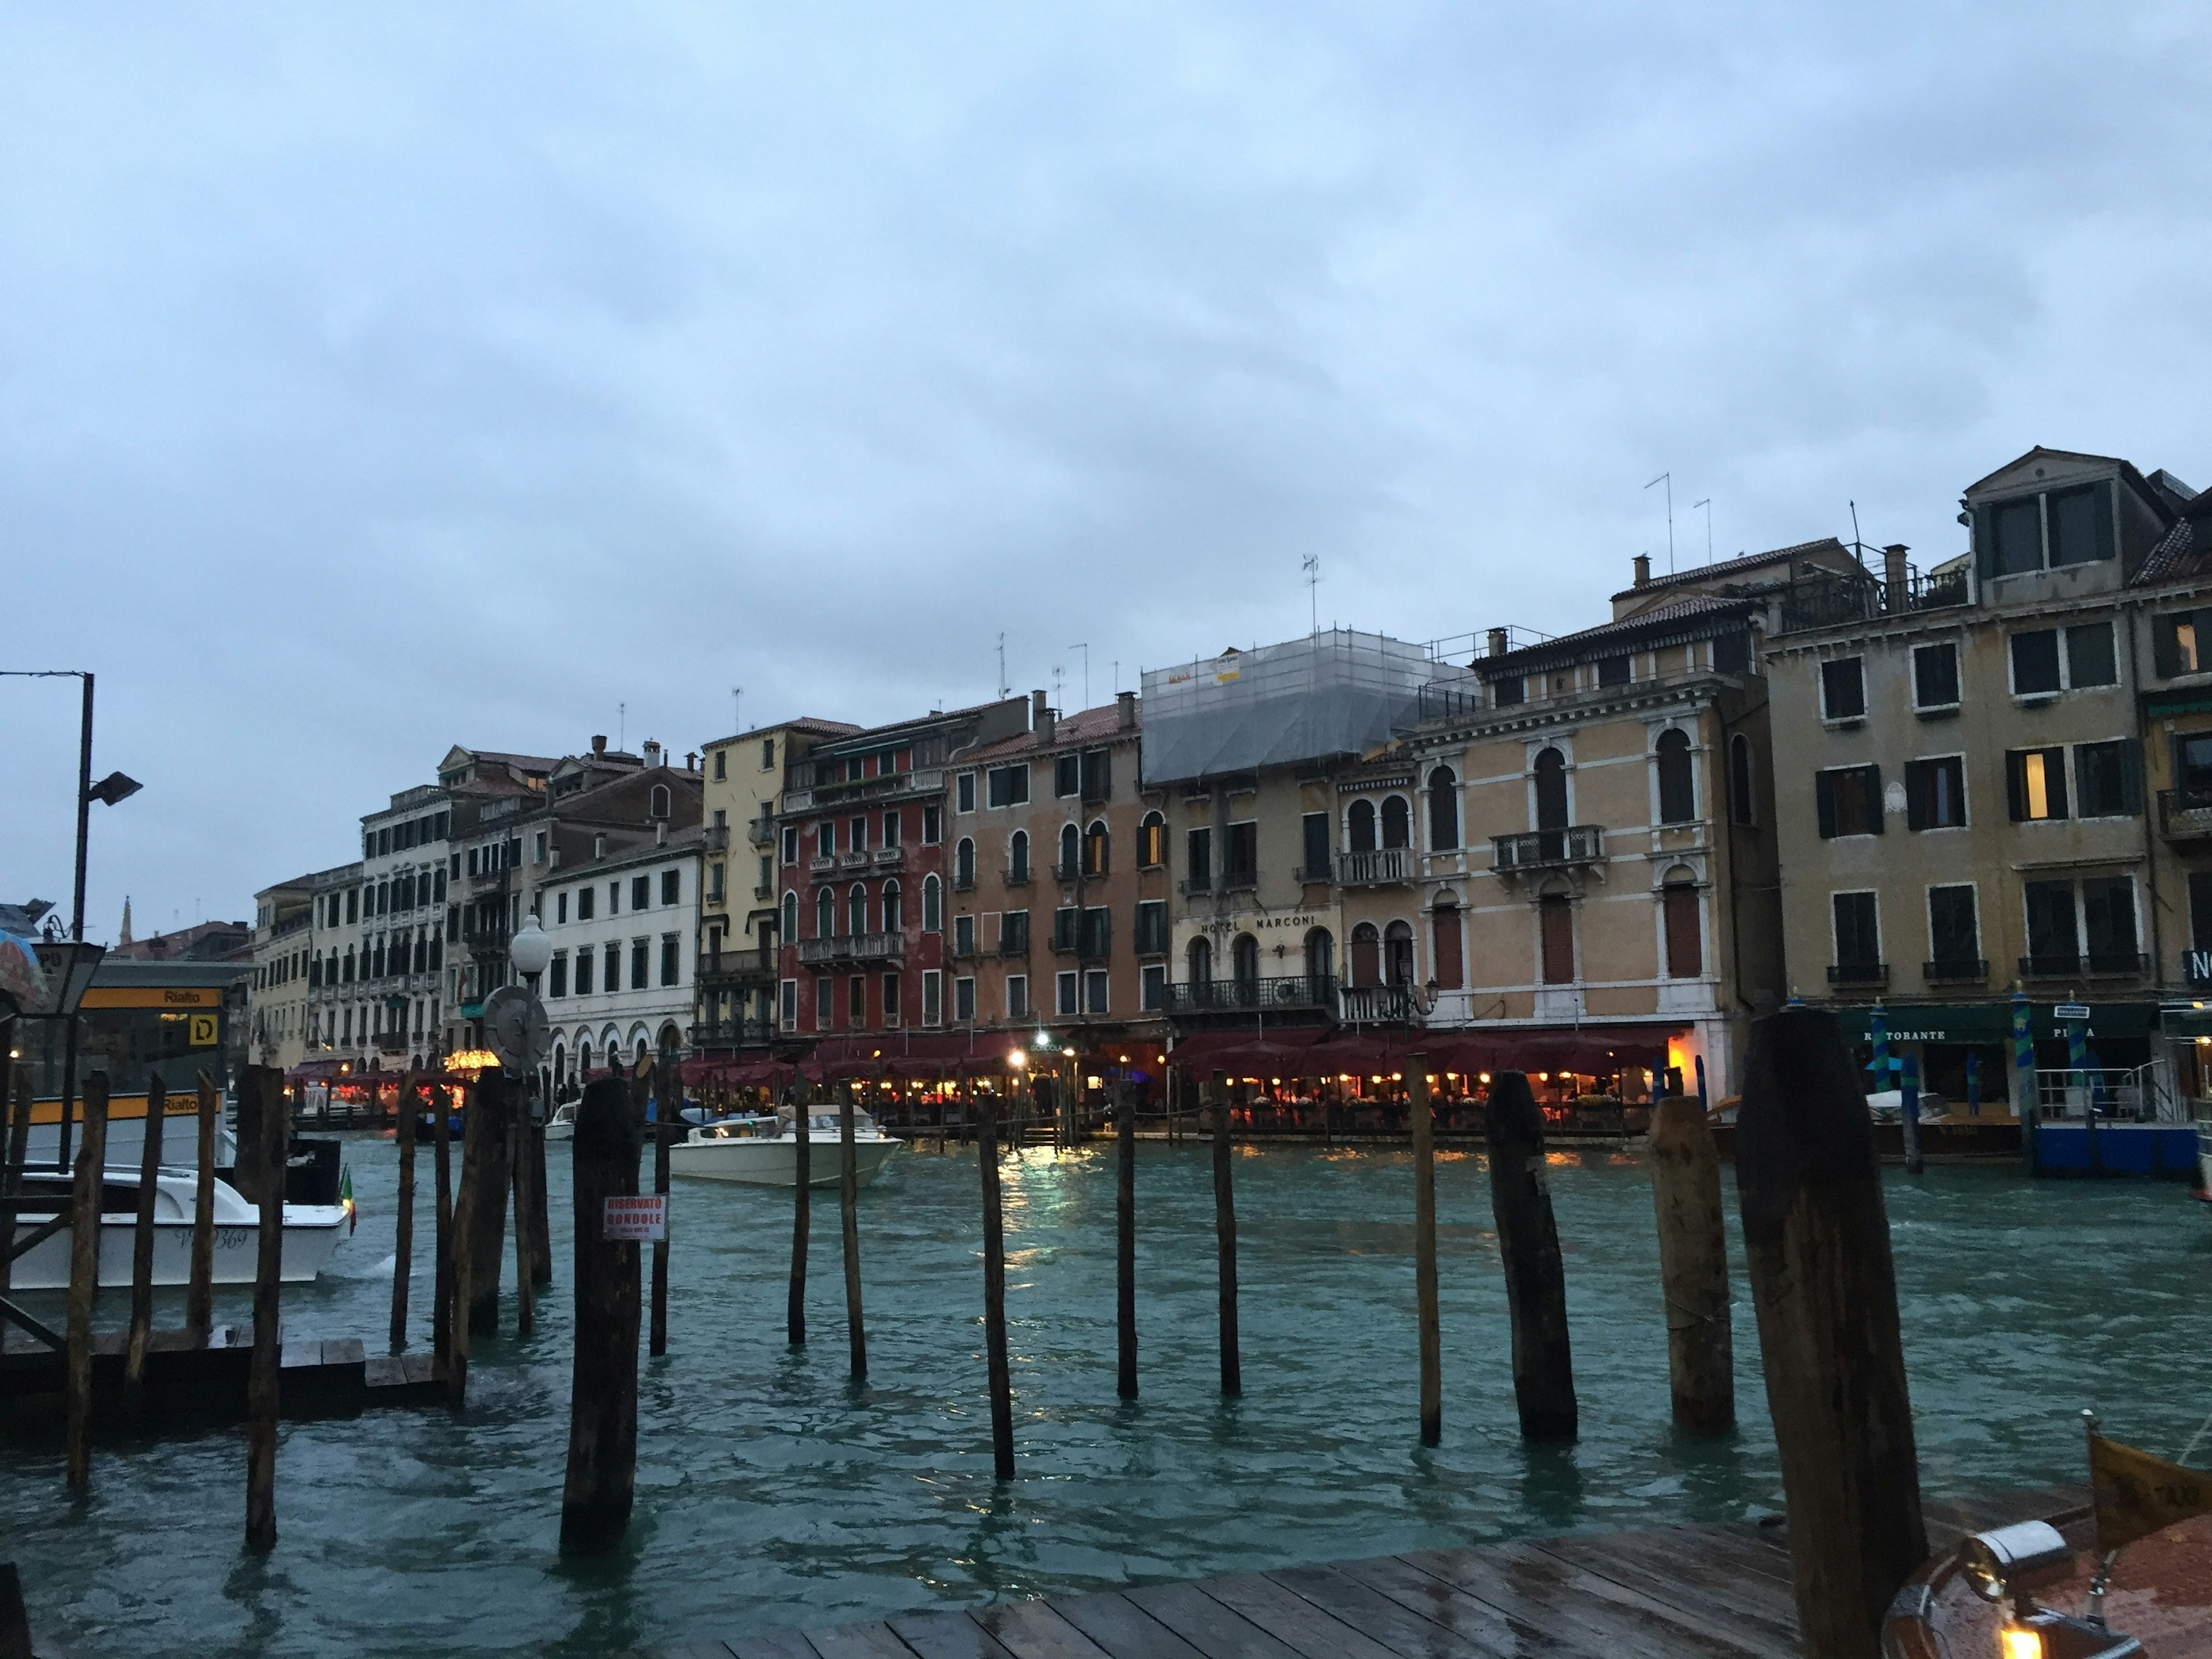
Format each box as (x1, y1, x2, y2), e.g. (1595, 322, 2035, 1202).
(1486, 627, 1508, 658)
(657, 821, 668, 847)
(1117, 689, 1136, 730)
(592, 734, 607, 757)
(685, 751, 698, 772)
(1883, 544, 1910, 612)
(593, 834, 606, 859)
(1032, 688, 1055, 745)
(1632, 554, 1651, 589)
(643, 740, 663, 770)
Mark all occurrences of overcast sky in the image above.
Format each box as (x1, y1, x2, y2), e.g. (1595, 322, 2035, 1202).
(5, 3, 2210, 938)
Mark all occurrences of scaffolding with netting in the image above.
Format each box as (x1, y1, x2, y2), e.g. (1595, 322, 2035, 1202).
(1139, 628, 1474, 786)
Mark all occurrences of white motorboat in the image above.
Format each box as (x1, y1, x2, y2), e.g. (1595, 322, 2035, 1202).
(7, 1166, 350, 1289)
(543, 1101, 578, 1143)
(668, 1110, 904, 1188)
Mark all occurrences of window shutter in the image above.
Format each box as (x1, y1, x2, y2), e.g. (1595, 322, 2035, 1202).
(2047, 748, 2070, 819)
(1866, 765, 1884, 834)
(1904, 762, 1927, 832)
(2005, 752, 2026, 821)
(1816, 771, 1837, 839)
(2121, 741, 2144, 815)
(1973, 505, 1995, 581)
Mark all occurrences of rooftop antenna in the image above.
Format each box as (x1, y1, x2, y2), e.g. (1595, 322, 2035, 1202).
(1051, 663, 1065, 713)
(1850, 499, 1866, 567)
(1692, 498, 1713, 563)
(996, 632, 1009, 700)
(1112, 658, 1120, 694)
(1645, 472, 1675, 573)
(618, 702, 627, 751)
(1069, 643, 1090, 709)
(731, 687, 743, 734)
(1302, 552, 1322, 633)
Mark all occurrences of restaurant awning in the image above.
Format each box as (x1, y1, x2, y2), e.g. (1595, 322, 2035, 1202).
(1169, 1024, 1678, 1081)
(1827, 1001, 2158, 1044)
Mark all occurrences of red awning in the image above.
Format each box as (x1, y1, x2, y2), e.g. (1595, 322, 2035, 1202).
(1169, 1027, 1328, 1075)
(1168, 1024, 1680, 1081)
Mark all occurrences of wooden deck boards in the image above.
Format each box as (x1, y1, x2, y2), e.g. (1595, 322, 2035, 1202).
(674, 1489, 2088, 1659)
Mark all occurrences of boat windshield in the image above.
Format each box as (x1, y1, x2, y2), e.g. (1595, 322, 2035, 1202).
(806, 1113, 878, 1133)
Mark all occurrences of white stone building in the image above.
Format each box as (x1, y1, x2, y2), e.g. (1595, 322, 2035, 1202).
(539, 823, 703, 1094)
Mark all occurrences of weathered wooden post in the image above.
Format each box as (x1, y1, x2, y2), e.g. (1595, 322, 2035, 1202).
(0, 1066, 30, 1356)
(787, 1077, 811, 1346)
(391, 1073, 417, 1353)
(1899, 1052, 1925, 1177)
(512, 1101, 535, 1341)
(527, 1094, 553, 1287)
(1737, 1006, 1926, 1659)
(0, 1559, 31, 1659)
(839, 1082, 866, 1381)
(1484, 1071, 1576, 1441)
(65, 1071, 109, 1490)
(124, 1073, 166, 1403)
(188, 1070, 217, 1342)
(448, 1081, 482, 1407)
(1649, 1095, 1734, 1433)
(978, 1092, 1015, 1478)
(1210, 1070, 1241, 1397)
(245, 1065, 287, 1551)
(431, 1075, 454, 1373)
(1411, 1058, 1441, 1445)
(650, 1052, 673, 1359)
(463, 1073, 514, 1335)
(233, 1065, 266, 1203)
(1116, 1079, 1137, 1400)
(560, 1076, 641, 1554)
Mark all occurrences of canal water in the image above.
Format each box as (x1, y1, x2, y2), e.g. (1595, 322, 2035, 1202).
(5, 1139, 2208, 1656)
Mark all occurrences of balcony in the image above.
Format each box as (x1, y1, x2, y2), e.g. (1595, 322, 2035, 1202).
(1827, 963, 1889, 987)
(797, 930, 904, 968)
(2157, 790, 2212, 843)
(697, 946, 776, 986)
(1294, 861, 1332, 884)
(1055, 859, 1082, 883)
(747, 816, 775, 847)
(1165, 975, 1336, 1016)
(1338, 984, 1421, 1025)
(872, 847, 904, 870)
(784, 766, 945, 813)
(703, 824, 729, 853)
(808, 855, 836, 876)
(838, 851, 872, 872)
(1219, 867, 1257, 892)
(1492, 826, 1604, 874)
(693, 1016, 777, 1049)
(2020, 952, 2150, 981)
(1335, 848, 1413, 887)
(1002, 866, 1030, 888)
(998, 933, 1029, 959)
(1922, 959, 1990, 984)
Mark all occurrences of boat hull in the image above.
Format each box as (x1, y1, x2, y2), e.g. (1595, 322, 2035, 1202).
(668, 1136, 903, 1188)
(7, 1209, 350, 1290)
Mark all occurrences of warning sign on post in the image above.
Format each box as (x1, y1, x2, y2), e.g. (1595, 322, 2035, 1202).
(602, 1195, 667, 1241)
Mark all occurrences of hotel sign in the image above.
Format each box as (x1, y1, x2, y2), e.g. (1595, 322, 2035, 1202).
(2186, 950, 2212, 988)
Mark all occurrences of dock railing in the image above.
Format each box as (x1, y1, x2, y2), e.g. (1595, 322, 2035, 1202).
(2032, 1060, 2184, 1123)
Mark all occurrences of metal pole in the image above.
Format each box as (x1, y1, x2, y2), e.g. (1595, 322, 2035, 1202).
(56, 672, 93, 1174)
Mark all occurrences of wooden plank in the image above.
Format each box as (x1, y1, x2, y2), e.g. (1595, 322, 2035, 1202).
(970, 1601, 1114, 1659)
(400, 1351, 439, 1385)
(806, 1624, 920, 1659)
(1047, 1591, 1210, 1659)
(1238, 1564, 1501, 1659)
(1122, 1580, 1306, 1659)
(1395, 1543, 1781, 1659)
(1527, 1533, 1798, 1652)
(281, 1339, 322, 1370)
(1310, 1554, 1587, 1658)
(724, 1636, 816, 1659)
(1192, 1572, 1407, 1659)
(363, 1356, 406, 1388)
(885, 1611, 1014, 1658)
(321, 1338, 366, 1366)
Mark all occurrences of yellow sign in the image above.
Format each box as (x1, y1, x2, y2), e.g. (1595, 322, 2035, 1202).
(188, 1013, 219, 1047)
(2090, 1432, 2212, 1552)
(80, 986, 225, 1009)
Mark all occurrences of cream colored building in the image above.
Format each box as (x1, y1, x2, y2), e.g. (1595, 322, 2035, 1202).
(248, 860, 358, 1071)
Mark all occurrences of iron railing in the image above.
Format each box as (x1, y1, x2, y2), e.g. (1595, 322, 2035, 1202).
(1164, 975, 1335, 1015)
(796, 931, 903, 967)
(2019, 952, 2149, 979)
(1335, 848, 1414, 886)
(1493, 825, 1604, 872)
(1338, 984, 1421, 1024)
(1922, 958, 1988, 983)
(1827, 963, 1888, 986)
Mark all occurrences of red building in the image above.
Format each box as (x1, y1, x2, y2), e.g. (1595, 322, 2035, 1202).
(775, 698, 1031, 1035)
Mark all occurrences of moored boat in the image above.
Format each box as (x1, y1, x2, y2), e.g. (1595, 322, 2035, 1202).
(7, 1166, 350, 1289)
(668, 1109, 904, 1188)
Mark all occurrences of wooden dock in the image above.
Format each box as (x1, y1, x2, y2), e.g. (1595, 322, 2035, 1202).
(665, 1486, 2086, 1659)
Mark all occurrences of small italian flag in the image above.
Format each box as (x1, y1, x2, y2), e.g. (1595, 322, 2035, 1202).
(339, 1165, 357, 1233)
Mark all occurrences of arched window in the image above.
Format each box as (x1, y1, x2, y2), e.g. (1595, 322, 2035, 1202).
(815, 887, 834, 939)
(1431, 900, 1463, 990)
(956, 837, 976, 889)
(1384, 919, 1415, 985)
(1084, 819, 1109, 877)
(781, 890, 798, 944)
(1729, 733, 1755, 826)
(882, 878, 903, 931)
(1381, 796, 1411, 850)
(578, 1040, 591, 1078)
(650, 783, 671, 820)
(1232, 933, 1260, 990)
(1058, 823, 1080, 878)
(1139, 811, 1166, 867)
(1427, 767, 1459, 851)
(1534, 747, 1569, 859)
(1304, 926, 1335, 984)
(1349, 923, 1381, 987)
(922, 873, 942, 933)
(1657, 728, 1695, 824)
(1009, 829, 1029, 882)
(1188, 936, 1213, 985)
(849, 882, 868, 935)
(1348, 800, 1377, 853)
(1663, 873, 1702, 978)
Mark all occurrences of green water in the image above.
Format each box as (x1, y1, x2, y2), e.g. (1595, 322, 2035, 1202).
(4, 1140, 2208, 1656)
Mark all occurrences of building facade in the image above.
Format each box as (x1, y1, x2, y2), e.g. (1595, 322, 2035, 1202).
(249, 862, 356, 1070)
(539, 823, 703, 1092)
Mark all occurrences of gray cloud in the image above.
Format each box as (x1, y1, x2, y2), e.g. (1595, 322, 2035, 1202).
(4, 1, 2210, 931)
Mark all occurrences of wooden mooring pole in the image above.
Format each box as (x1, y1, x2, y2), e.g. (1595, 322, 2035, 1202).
(124, 1074, 165, 1404)
(1116, 1080, 1137, 1400)
(1484, 1071, 1576, 1441)
(560, 1075, 641, 1554)
(391, 1073, 417, 1353)
(245, 1066, 287, 1551)
(1737, 1006, 1925, 1659)
(448, 1080, 483, 1407)
(513, 1096, 535, 1341)
(527, 1091, 553, 1288)
(650, 1055, 672, 1359)
(787, 1078, 810, 1346)
(839, 1083, 866, 1381)
(464, 1073, 513, 1335)
(1649, 1095, 1733, 1433)
(1411, 1058, 1441, 1445)
(65, 1071, 109, 1489)
(431, 1075, 454, 1374)
(179, 1070, 217, 1343)
(0, 1560, 31, 1659)
(1210, 1070, 1240, 1397)
(978, 1092, 1014, 1479)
